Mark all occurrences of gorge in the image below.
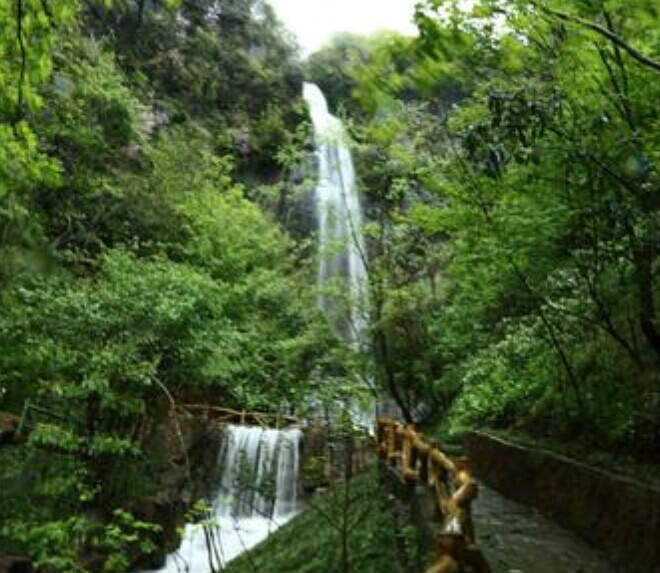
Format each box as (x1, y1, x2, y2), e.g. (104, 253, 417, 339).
(1, 1, 658, 572)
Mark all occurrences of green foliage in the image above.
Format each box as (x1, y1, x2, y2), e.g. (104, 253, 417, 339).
(301, 455, 328, 490)
(101, 509, 161, 573)
(422, 0, 660, 448)
(0, 1, 325, 570)
(3, 508, 161, 573)
(2, 0, 658, 569)
(0, 0, 78, 116)
(325, 0, 660, 453)
(82, 0, 305, 177)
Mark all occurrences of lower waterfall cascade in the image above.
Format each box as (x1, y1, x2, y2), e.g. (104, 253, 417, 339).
(147, 424, 302, 573)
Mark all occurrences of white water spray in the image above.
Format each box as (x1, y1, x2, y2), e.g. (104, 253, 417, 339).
(147, 425, 301, 573)
(303, 83, 369, 344)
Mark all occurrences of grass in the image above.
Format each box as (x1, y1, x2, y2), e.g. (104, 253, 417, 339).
(224, 468, 406, 573)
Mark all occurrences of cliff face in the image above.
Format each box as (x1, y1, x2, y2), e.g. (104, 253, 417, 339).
(299, 421, 374, 495)
(130, 414, 224, 570)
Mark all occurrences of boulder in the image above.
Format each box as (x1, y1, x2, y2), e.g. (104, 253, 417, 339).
(0, 413, 20, 445)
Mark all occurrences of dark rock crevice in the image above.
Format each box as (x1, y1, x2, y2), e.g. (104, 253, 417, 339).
(129, 415, 224, 570)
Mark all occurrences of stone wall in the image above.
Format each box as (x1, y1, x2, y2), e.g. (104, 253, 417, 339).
(464, 431, 660, 573)
(300, 421, 374, 495)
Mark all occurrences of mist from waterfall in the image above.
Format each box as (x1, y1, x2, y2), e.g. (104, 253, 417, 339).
(303, 82, 369, 346)
(147, 425, 302, 573)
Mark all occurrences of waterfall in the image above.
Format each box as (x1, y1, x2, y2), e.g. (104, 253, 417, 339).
(217, 425, 302, 518)
(303, 83, 375, 427)
(303, 83, 369, 345)
(147, 425, 302, 573)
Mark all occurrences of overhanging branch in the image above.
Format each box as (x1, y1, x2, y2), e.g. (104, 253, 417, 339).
(531, 1, 660, 73)
(16, 0, 26, 118)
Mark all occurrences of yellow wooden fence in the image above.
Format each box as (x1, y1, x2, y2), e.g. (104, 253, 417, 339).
(377, 418, 491, 573)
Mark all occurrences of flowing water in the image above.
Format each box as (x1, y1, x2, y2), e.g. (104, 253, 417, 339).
(303, 82, 376, 427)
(147, 425, 302, 573)
(303, 82, 369, 345)
(149, 84, 371, 572)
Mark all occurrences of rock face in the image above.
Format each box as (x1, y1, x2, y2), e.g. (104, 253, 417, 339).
(0, 413, 20, 445)
(130, 413, 223, 569)
(464, 431, 660, 573)
(300, 421, 330, 493)
(299, 421, 374, 494)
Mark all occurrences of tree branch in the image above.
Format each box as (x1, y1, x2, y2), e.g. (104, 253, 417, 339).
(152, 375, 191, 479)
(532, 2, 660, 73)
(40, 0, 56, 28)
(15, 0, 26, 119)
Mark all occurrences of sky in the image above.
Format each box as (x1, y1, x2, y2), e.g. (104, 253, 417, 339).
(268, 0, 419, 55)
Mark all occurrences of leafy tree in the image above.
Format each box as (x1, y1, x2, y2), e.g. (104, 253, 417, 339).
(320, 0, 660, 453)
(0, 2, 326, 570)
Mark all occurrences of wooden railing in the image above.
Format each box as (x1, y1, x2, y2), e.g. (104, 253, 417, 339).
(177, 404, 299, 429)
(377, 418, 491, 573)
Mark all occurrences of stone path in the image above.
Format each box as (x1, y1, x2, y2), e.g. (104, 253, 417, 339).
(473, 484, 619, 573)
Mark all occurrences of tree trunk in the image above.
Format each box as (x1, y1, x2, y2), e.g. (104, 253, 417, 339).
(635, 245, 660, 358)
(376, 330, 413, 423)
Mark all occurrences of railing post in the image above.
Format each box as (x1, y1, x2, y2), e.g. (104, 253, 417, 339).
(375, 417, 489, 573)
(387, 425, 397, 466)
(419, 447, 429, 484)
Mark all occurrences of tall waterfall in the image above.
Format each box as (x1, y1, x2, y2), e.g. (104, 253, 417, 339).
(303, 83, 369, 344)
(148, 425, 302, 573)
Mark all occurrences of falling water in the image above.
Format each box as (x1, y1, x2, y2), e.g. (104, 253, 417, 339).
(303, 83, 369, 344)
(147, 425, 302, 573)
(217, 425, 302, 518)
